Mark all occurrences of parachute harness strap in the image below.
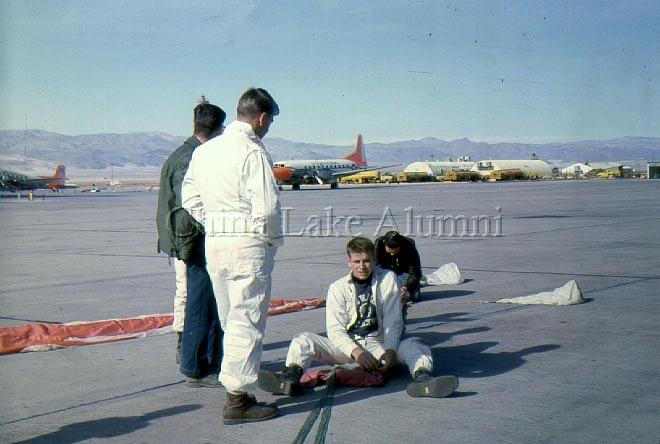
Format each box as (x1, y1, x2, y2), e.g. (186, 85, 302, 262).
(292, 365, 339, 444)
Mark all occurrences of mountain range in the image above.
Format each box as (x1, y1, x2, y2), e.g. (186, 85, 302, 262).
(1, 129, 659, 175)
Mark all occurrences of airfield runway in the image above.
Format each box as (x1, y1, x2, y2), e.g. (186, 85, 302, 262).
(1, 180, 659, 443)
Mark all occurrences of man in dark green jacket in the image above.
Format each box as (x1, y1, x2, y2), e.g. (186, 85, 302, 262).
(156, 100, 226, 386)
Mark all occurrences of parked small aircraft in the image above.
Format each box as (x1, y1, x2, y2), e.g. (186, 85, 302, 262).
(0, 165, 73, 192)
(272, 135, 394, 190)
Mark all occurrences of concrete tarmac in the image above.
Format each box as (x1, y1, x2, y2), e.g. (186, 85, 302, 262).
(1, 180, 659, 443)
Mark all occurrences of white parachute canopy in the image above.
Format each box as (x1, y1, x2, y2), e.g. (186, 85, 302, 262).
(421, 263, 462, 286)
(496, 280, 584, 306)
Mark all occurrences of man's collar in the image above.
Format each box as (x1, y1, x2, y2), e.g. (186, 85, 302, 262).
(350, 274, 372, 284)
(226, 121, 265, 146)
(228, 120, 256, 135)
(345, 267, 382, 283)
(187, 135, 202, 147)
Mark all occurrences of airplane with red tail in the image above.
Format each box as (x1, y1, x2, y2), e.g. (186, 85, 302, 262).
(272, 135, 396, 190)
(0, 164, 73, 192)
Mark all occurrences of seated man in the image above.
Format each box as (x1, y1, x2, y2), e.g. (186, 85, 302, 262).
(375, 230, 423, 302)
(258, 237, 458, 398)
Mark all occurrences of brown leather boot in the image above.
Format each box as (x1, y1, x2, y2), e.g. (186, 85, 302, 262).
(223, 392, 278, 425)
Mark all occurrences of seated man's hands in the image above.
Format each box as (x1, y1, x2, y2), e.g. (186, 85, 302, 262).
(351, 347, 381, 372)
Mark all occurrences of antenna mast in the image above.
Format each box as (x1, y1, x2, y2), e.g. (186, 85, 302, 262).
(24, 116, 28, 157)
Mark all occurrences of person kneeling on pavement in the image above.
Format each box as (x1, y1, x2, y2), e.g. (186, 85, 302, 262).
(258, 236, 458, 398)
(375, 230, 423, 304)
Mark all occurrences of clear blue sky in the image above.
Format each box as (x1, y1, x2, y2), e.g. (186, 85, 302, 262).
(1, 0, 659, 144)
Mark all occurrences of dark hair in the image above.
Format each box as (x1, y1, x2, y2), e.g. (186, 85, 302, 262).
(383, 230, 404, 248)
(237, 87, 279, 119)
(193, 103, 226, 138)
(347, 236, 375, 258)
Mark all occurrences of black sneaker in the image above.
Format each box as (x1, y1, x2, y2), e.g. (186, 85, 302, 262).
(407, 370, 458, 398)
(258, 365, 304, 396)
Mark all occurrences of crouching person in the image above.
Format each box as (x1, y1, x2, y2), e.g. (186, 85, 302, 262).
(258, 237, 458, 398)
(375, 230, 423, 303)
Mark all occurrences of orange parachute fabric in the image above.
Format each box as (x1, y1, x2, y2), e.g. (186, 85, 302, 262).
(0, 298, 325, 355)
(300, 367, 386, 388)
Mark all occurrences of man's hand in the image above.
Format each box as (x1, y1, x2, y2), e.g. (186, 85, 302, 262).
(379, 349, 397, 373)
(351, 347, 381, 372)
(399, 286, 410, 306)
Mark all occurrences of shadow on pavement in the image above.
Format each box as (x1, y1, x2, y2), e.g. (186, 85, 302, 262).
(275, 364, 477, 419)
(264, 313, 559, 417)
(263, 331, 325, 353)
(275, 339, 559, 416)
(406, 326, 492, 343)
(274, 327, 523, 417)
(405, 311, 480, 330)
(421, 290, 475, 301)
(14, 404, 202, 444)
(431, 341, 561, 378)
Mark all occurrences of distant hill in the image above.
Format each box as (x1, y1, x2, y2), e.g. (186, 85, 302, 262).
(1, 130, 659, 175)
(0, 130, 181, 170)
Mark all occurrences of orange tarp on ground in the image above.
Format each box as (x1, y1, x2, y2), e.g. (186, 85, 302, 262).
(0, 298, 325, 355)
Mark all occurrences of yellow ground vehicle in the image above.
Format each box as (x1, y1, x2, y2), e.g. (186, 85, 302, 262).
(596, 170, 620, 179)
(380, 172, 396, 183)
(489, 169, 523, 181)
(443, 170, 480, 182)
(339, 171, 381, 184)
(380, 171, 434, 183)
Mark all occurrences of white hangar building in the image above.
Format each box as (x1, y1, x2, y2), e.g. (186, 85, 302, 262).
(403, 161, 476, 177)
(470, 159, 552, 177)
(560, 162, 625, 175)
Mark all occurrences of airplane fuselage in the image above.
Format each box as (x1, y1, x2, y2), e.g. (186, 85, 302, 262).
(272, 159, 359, 185)
(277, 159, 357, 171)
(272, 134, 368, 189)
(0, 165, 68, 192)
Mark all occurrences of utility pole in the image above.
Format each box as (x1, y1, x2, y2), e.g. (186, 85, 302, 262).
(24, 116, 28, 157)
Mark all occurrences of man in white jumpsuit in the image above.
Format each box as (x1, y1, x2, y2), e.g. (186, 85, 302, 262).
(258, 237, 459, 399)
(182, 87, 282, 424)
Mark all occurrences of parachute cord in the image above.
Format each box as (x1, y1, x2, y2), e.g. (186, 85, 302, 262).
(292, 366, 338, 444)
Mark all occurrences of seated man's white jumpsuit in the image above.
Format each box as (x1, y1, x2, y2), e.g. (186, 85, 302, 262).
(285, 267, 433, 375)
(182, 121, 282, 394)
(396, 272, 410, 289)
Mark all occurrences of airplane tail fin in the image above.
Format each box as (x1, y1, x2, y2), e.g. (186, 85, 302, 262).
(54, 165, 66, 179)
(344, 134, 367, 167)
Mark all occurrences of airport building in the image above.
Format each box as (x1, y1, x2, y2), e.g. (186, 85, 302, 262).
(470, 159, 552, 178)
(560, 162, 631, 177)
(403, 161, 475, 178)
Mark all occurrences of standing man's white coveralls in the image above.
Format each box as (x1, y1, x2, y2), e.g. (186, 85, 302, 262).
(182, 120, 282, 394)
(285, 267, 434, 375)
(172, 259, 187, 332)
